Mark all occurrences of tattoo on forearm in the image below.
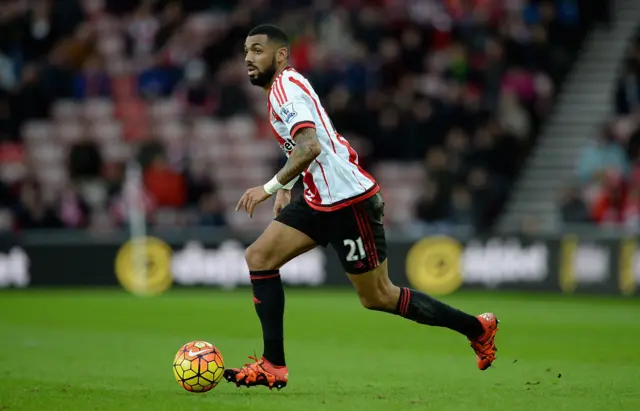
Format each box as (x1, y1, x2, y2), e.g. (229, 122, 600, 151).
(276, 128, 321, 185)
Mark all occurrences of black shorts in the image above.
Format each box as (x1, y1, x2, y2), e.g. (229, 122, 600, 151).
(275, 192, 387, 274)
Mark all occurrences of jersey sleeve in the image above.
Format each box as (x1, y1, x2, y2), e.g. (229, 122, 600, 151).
(270, 77, 316, 138)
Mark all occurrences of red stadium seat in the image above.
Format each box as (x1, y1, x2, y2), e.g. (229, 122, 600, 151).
(114, 99, 147, 120)
(111, 75, 137, 99)
(0, 143, 26, 184)
(122, 118, 150, 141)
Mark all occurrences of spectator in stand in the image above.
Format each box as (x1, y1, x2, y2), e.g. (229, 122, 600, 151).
(577, 123, 630, 184)
(425, 147, 455, 209)
(198, 191, 227, 227)
(143, 152, 186, 208)
(498, 89, 531, 140)
(214, 61, 252, 118)
(449, 184, 474, 226)
(125, 0, 159, 66)
(0, 178, 11, 210)
(444, 126, 471, 180)
(184, 157, 217, 207)
(614, 57, 640, 115)
(0, 51, 18, 92)
(12, 179, 62, 229)
(68, 137, 103, 181)
(623, 186, 640, 231)
(73, 54, 111, 99)
(154, 1, 185, 52)
(103, 162, 125, 203)
(468, 166, 500, 230)
(19, 0, 60, 64)
(174, 59, 215, 118)
(559, 186, 591, 224)
(9, 64, 52, 132)
(55, 183, 91, 228)
(41, 36, 87, 100)
(415, 179, 450, 227)
(0, 93, 16, 142)
(590, 175, 627, 226)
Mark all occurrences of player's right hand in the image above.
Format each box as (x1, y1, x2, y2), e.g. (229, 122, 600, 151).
(273, 189, 291, 217)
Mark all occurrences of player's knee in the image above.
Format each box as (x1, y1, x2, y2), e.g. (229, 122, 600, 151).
(245, 243, 276, 271)
(358, 284, 398, 312)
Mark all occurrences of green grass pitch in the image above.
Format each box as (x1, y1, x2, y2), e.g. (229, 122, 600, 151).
(0, 288, 638, 411)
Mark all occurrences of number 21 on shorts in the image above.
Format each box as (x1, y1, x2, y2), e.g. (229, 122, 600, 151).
(343, 237, 366, 261)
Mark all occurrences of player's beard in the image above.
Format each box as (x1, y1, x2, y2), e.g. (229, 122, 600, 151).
(249, 55, 277, 88)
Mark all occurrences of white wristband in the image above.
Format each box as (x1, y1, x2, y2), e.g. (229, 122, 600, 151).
(263, 175, 284, 195)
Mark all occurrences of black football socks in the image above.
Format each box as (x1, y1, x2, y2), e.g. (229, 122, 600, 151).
(396, 287, 484, 339)
(250, 270, 286, 366)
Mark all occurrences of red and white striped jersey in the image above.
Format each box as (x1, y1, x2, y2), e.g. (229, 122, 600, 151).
(267, 67, 379, 211)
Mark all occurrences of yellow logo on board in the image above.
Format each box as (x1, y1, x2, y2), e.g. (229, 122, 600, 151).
(115, 237, 173, 296)
(405, 236, 463, 296)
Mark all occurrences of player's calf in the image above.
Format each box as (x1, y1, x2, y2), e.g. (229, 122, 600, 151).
(245, 232, 289, 366)
(349, 262, 484, 337)
(224, 221, 317, 386)
(358, 290, 400, 312)
(353, 262, 400, 312)
(349, 264, 500, 369)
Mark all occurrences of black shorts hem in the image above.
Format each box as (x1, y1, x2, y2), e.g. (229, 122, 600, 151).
(345, 255, 388, 275)
(274, 208, 329, 247)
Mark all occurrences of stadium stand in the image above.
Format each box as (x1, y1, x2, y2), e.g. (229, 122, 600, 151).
(0, 0, 606, 234)
(561, 26, 640, 229)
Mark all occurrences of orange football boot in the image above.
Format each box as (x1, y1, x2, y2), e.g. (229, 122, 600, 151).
(224, 354, 288, 390)
(469, 312, 499, 370)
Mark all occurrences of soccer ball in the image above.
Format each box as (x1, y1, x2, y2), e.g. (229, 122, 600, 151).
(172, 341, 225, 393)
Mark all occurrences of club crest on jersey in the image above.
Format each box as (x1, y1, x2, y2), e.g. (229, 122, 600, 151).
(280, 103, 297, 124)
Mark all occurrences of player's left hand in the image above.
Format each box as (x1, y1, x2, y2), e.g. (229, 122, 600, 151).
(236, 186, 272, 218)
(273, 189, 291, 217)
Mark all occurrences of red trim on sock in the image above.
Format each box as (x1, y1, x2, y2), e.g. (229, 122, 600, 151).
(397, 288, 407, 316)
(402, 288, 411, 316)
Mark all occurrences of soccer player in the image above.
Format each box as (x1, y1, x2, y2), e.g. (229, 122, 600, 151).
(224, 24, 499, 390)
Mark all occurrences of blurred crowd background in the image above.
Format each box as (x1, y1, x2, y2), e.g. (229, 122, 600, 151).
(560, 26, 640, 230)
(0, 0, 611, 234)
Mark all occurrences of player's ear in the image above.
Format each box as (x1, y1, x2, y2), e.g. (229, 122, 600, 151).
(276, 46, 288, 64)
